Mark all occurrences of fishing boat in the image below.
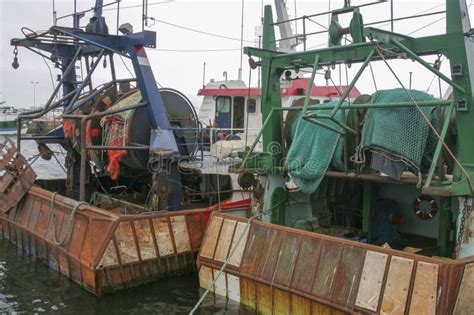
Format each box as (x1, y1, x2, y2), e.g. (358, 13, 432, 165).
(0, 105, 27, 135)
(195, 0, 474, 314)
(26, 108, 62, 135)
(0, 0, 250, 296)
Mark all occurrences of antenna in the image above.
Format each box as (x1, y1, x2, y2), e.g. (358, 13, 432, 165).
(202, 62, 206, 88)
(52, 0, 57, 26)
(142, 0, 149, 31)
(239, 0, 245, 81)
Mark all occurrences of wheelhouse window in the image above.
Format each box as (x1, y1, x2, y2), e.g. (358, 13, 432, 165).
(216, 96, 231, 114)
(247, 99, 257, 113)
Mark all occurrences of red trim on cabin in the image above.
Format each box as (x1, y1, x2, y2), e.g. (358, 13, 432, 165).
(220, 198, 252, 210)
(198, 78, 362, 98)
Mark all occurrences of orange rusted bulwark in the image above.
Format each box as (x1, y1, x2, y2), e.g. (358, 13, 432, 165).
(197, 212, 474, 314)
(0, 185, 214, 295)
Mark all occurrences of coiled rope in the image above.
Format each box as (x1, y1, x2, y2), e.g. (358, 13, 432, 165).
(51, 192, 88, 246)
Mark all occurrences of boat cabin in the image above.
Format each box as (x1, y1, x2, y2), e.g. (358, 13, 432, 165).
(197, 78, 362, 139)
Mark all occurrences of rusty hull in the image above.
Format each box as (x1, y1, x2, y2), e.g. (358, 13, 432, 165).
(197, 212, 474, 315)
(0, 185, 214, 296)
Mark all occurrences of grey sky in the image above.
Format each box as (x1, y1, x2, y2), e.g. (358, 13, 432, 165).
(0, 0, 472, 109)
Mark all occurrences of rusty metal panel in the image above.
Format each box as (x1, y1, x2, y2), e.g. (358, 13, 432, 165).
(454, 263, 474, 315)
(98, 240, 119, 267)
(291, 294, 311, 314)
(185, 213, 205, 252)
(114, 221, 139, 264)
(200, 216, 223, 259)
(355, 250, 388, 312)
(35, 200, 52, 238)
(36, 238, 47, 261)
(332, 245, 365, 308)
(29, 234, 37, 257)
(241, 225, 267, 276)
(228, 221, 250, 267)
(273, 232, 300, 288)
(170, 215, 192, 254)
(16, 198, 32, 227)
(240, 277, 257, 310)
(199, 266, 214, 292)
(256, 283, 273, 315)
(312, 301, 332, 315)
(26, 199, 40, 230)
(381, 256, 414, 315)
(152, 217, 174, 257)
(57, 253, 70, 278)
(409, 261, 438, 315)
(312, 241, 343, 299)
(133, 219, 157, 260)
(273, 288, 290, 315)
(0, 139, 36, 214)
(227, 273, 241, 303)
(214, 219, 236, 262)
(258, 228, 284, 282)
(47, 244, 59, 271)
(86, 216, 115, 262)
(81, 224, 96, 270)
(0, 172, 14, 193)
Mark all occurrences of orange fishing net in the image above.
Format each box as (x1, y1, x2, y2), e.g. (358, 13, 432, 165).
(63, 119, 75, 138)
(102, 115, 128, 180)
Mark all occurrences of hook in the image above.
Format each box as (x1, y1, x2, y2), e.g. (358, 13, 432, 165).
(11, 46, 19, 69)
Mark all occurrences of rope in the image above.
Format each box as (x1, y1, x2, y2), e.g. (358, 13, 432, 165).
(51, 192, 88, 246)
(189, 197, 286, 314)
(369, 62, 378, 91)
(370, 39, 474, 192)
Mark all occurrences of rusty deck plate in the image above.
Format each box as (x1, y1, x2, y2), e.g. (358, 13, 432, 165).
(197, 212, 474, 314)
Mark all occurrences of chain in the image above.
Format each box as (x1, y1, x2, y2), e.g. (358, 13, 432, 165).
(455, 198, 470, 258)
(52, 152, 67, 173)
(27, 153, 41, 165)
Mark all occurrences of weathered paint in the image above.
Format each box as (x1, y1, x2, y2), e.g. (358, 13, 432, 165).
(453, 263, 474, 314)
(197, 212, 474, 314)
(380, 256, 414, 315)
(200, 216, 223, 259)
(0, 186, 217, 296)
(213, 219, 236, 262)
(227, 221, 249, 267)
(409, 261, 439, 315)
(355, 251, 388, 312)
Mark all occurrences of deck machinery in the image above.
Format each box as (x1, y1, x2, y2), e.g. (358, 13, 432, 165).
(8, 0, 205, 211)
(192, 1, 474, 313)
(238, 0, 474, 259)
(0, 1, 244, 295)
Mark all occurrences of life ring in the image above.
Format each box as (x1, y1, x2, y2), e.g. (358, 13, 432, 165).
(413, 195, 438, 220)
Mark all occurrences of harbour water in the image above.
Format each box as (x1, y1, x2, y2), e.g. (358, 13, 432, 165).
(0, 137, 250, 314)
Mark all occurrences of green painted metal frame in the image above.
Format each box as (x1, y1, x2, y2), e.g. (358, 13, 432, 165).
(236, 0, 474, 255)
(241, 0, 474, 197)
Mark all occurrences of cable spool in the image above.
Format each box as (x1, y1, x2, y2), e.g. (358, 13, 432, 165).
(413, 195, 438, 220)
(101, 88, 199, 179)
